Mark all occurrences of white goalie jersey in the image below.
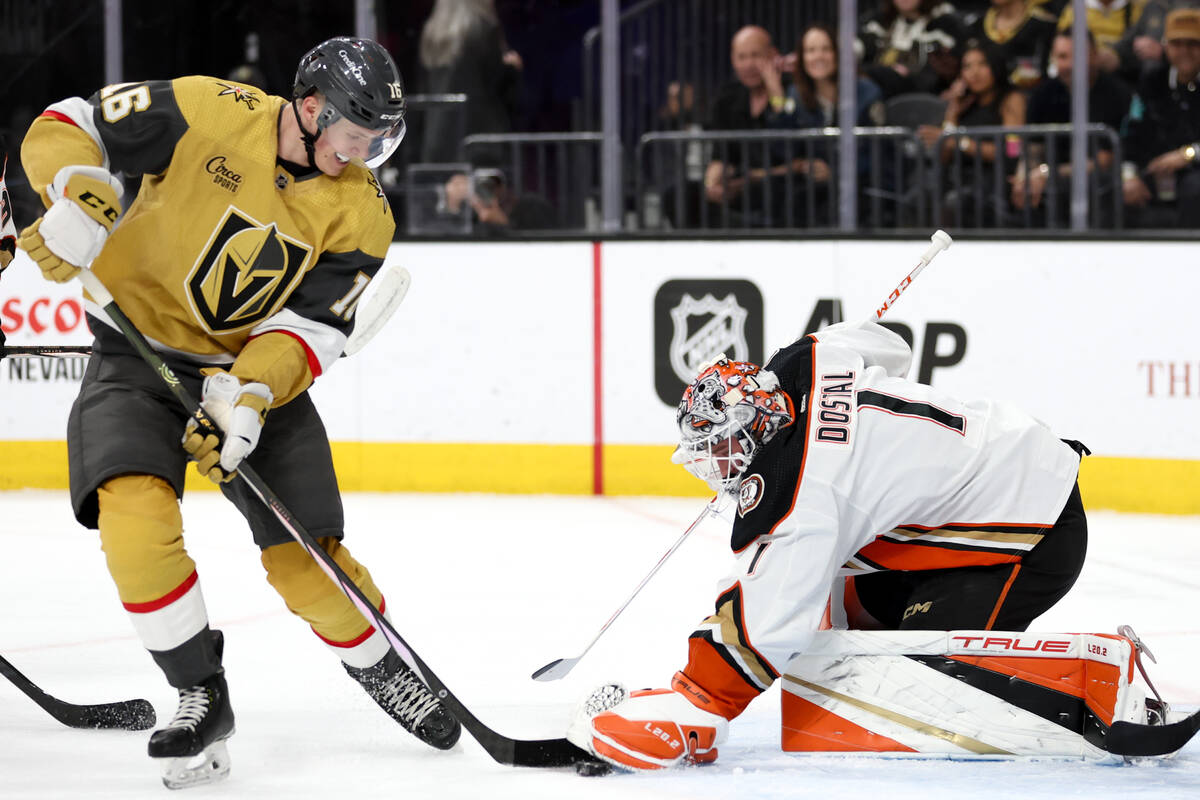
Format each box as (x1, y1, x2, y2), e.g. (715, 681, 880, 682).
(704, 320, 1083, 675)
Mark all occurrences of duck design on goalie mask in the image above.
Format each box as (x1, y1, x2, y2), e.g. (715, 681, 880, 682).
(672, 356, 794, 493)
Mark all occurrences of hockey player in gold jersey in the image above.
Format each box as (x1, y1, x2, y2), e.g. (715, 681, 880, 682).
(16, 37, 459, 788)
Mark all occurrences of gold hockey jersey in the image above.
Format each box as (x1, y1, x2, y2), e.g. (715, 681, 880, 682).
(21, 76, 394, 379)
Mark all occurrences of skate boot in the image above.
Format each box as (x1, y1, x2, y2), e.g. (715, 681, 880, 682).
(345, 649, 461, 750)
(148, 669, 235, 790)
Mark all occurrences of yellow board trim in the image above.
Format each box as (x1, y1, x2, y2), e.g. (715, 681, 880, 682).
(1, 441, 1197, 515)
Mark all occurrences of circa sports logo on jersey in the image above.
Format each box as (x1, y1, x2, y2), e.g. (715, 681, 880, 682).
(653, 279, 763, 406)
(214, 81, 261, 110)
(185, 207, 312, 334)
(205, 156, 243, 194)
(737, 474, 765, 517)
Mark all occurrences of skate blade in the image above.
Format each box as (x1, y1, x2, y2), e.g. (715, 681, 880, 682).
(159, 740, 231, 790)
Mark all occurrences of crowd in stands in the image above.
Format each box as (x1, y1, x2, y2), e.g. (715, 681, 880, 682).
(665, 0, 1200, 230)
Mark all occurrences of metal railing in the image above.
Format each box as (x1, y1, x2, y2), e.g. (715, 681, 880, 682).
(403, 132, 605, 233)
(933, 124, 1124, 230)
(582, 0, 837, 145)
(636, 127, 928, 231)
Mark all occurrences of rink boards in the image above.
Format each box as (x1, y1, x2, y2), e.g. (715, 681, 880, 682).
(1, 238, 1196, 513)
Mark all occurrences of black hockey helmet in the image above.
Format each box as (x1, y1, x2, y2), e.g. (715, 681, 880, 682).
(292, 37, 406, 168)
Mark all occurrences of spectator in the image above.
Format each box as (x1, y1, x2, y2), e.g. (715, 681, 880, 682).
(1122, 7, 1200, 226)
(439, 168, 556, 234)
(790, 23, 886, 130)
(1011, 31, 1131, 223)
(859, 0, 966, 99)
(780, 24, 889, 225)
(1055, 0, 1148, 84)
(910, 14, 970, 97)
(1115, 0, 1200, 79)
(682, 25, 808, 227)
(418, 0, 523, 164)
(919, 40, 1027, 225)
(967, 0, 1059, 89)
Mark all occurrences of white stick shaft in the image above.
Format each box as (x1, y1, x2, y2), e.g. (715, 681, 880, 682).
(534, 502, 713, 680)
(873, 229, 952, 321)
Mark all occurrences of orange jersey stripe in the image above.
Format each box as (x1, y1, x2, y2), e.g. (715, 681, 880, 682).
(854, 538, 1021, 571)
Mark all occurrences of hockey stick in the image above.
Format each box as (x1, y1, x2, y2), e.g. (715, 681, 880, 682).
(343, 265, 410, 356)
(531, 501, 717, 682)
(0, 652, 155, 730)
(872, 229, 953, 320)
(1, 345, 92, 357)
(1106, 709, 1200, 757)
(531, 231, 955, 684)
(75, 268, 599, 770)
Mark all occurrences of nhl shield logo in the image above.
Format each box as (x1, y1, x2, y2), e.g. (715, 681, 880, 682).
(668, 293, 749, 384)
(653, 279, 763, 406)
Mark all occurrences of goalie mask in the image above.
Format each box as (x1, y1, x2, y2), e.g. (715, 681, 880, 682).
(671, 356, 794, 493)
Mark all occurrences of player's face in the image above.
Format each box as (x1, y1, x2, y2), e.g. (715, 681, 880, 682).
(709, 434, 747, 478)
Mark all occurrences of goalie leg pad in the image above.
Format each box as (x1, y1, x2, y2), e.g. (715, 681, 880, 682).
(781, 630, 1144, 759)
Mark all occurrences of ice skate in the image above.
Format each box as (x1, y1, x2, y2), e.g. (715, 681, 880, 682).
(346, 650, 460, 750)
(148, 669, 235, 790)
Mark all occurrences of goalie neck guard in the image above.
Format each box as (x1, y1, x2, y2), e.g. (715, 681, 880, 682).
(671, 356, 794, 493)
(292, 37, 407, 169)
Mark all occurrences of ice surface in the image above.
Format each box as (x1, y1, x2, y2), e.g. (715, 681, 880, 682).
(1, 491, 1197, 798)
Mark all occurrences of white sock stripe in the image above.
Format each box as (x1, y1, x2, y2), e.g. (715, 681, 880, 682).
(331, 626, 391, 669)
(126, 580, 209, 652)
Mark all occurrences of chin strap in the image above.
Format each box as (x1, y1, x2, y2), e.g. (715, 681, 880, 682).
(291, 99, 320, 170)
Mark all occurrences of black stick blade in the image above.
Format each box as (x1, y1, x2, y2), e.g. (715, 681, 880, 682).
(511, 737, 606, 769)
(1106, 710, 1200, 757)
(61, 698, 157, 731)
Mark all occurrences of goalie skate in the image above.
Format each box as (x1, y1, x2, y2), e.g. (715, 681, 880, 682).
(148, 669, 235, 790)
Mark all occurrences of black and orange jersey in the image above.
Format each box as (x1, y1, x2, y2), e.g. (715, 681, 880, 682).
(20, 76, 393, 383)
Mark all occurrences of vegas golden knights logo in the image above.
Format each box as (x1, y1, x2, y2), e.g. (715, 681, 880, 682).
(187, 207, 312, 333)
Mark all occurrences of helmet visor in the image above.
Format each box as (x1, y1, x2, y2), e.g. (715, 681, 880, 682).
(317, 103, 406, 169)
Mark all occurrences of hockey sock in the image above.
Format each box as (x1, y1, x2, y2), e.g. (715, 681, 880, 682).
(98, 474, 216, 687)
(261, 538, 389, 668)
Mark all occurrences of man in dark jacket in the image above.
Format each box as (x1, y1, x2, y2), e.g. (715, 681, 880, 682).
(1122, 7, 1200, 227)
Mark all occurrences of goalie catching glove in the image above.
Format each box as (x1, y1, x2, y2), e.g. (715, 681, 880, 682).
(17, 164, 123, 282)
(566, 674, 728, 771)
(182, 371, 273, 483)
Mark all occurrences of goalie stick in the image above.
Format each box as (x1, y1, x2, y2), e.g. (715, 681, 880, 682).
(1106, 709, 1200, 757)
(0, 264, 410, 362)
(532, 501, 717, 682)
(531, 230, 956, 684)
(75, 268, 601, 770)
(0, 653, 155, 730)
